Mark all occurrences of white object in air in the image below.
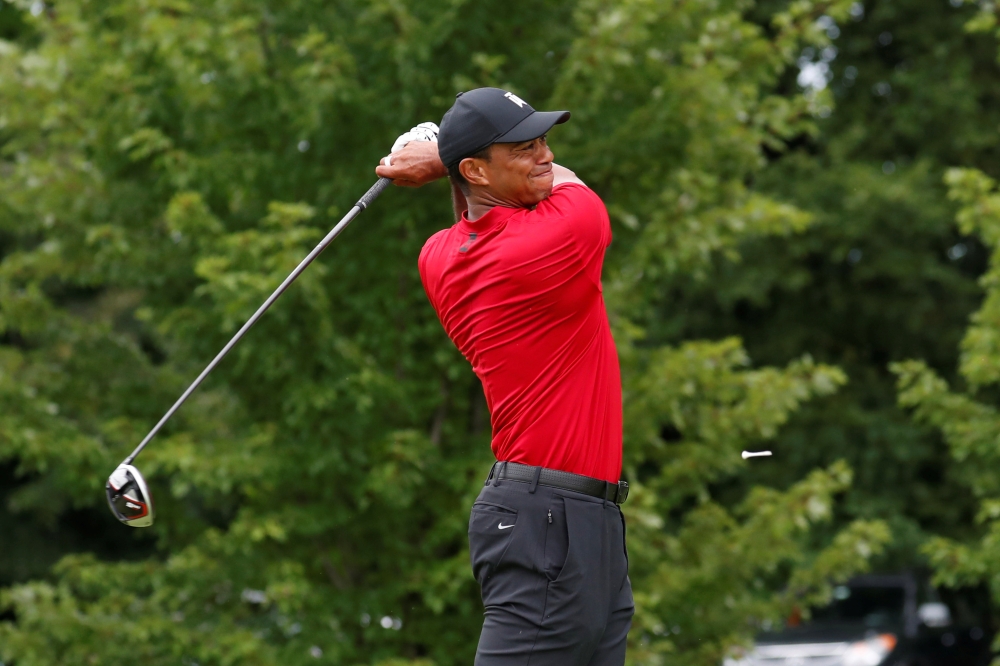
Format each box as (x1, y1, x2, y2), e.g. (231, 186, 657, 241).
(742, 450, 772, 459)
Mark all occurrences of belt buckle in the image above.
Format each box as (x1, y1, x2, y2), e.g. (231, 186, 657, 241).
(616, 480, 629, 504)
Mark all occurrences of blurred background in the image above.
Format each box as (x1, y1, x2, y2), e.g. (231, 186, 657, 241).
(2, 0, 1000, 664)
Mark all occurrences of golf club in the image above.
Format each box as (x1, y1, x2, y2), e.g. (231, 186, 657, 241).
(106, 177, 393, 527)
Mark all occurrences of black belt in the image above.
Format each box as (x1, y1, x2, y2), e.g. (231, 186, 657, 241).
(486, 461, 629, 505)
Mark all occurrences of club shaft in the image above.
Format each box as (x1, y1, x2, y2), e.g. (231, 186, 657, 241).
(124, 177, 392, 464)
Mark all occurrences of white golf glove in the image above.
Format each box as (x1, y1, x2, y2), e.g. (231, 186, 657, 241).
(385, 122, 439, 167)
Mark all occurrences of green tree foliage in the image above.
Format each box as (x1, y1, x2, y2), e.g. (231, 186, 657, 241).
(656, 0, 1000, 572)
(888, 0, 1000, 618)
(0, 0, 893, 665)
(893, 166, 1000, 640)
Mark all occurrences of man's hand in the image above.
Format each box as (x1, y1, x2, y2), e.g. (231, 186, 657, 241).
(376, 122, 448, 188)
(376, 141, 448, 188)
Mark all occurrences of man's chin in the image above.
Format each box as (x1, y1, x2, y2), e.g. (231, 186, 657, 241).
(528, 187, 553, 207)
(534, 178, 555, 201)
(514, 178, 553, 207)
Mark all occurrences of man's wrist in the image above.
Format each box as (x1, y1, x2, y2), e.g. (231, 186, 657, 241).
(375, 141, 448, 187)
(430, 155, 449, 180)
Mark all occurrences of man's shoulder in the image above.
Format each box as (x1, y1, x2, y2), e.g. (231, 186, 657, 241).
(526, 183, 607, 226)
(421, 225, 457, 252)
(418, 225, 458, 275)
(538, 182, 604, 212)
(531, 183, 610, 250)
(551, 181, 595, 195)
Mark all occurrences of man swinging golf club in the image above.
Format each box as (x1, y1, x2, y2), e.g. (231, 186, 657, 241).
(377, 88, 633, 666)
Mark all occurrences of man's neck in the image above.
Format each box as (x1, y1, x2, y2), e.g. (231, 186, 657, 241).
(464, 189, 528, 222)
(450, 180, 509, 224)
(465, 200, 498, 222)
(450, 180, 469, 224)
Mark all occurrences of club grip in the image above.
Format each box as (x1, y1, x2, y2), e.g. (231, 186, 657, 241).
(356, 177, 392, 210)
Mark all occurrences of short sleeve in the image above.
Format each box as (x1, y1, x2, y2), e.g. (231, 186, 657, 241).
(530, 183, 611, 284)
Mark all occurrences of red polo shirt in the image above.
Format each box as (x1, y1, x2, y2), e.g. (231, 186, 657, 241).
(418, 183, 622, 482)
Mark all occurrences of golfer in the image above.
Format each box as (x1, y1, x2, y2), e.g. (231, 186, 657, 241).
(376, 88, 632, 666)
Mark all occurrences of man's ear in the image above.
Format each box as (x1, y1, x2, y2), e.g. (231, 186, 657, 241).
(459, 157, 490, 187)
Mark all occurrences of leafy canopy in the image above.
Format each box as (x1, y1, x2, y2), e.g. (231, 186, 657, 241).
(0, 0, 891, 665)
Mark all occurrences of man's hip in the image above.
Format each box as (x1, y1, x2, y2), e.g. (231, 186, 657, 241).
(469, 463, 634, 666)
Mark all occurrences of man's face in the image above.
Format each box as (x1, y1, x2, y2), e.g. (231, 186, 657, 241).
(461, 135, 555, 207)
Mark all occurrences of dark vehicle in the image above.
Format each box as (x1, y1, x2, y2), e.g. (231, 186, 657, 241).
(725, 574, 992, 666)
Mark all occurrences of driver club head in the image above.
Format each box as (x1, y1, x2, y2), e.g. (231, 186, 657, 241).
(106, 463, 155, 527)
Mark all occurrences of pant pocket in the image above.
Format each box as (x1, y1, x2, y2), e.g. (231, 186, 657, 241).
(542, 497, 608, 647)
(468, 502, 518, 586)
(619, 506, 629, 568)
(543, 497, 569, 581)
(548, 496, 596, 586)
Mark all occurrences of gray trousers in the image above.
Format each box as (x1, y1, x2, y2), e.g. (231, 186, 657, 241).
(469, 473, 634, 665)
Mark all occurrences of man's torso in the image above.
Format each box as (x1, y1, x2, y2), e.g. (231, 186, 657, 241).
(418, 183, 622, 482)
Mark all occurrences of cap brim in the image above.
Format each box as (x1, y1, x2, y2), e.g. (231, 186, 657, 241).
(494, 110, 570, 144)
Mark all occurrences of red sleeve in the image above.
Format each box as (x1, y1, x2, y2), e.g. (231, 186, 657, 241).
(532, 183, 611, 284)
(536, 183, 611, 248)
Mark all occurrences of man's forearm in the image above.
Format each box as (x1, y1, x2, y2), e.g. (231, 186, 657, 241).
(451, 180, 469, 223)
(375, 141, 448, 188)
(552, 164, 585, 188)
(374, 142, 582, 221)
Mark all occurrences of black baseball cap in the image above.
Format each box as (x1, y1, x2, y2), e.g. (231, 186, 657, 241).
(438, 87, 570, 168)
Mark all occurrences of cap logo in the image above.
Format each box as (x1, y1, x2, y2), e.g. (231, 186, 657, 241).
(504, 92, 527, 108)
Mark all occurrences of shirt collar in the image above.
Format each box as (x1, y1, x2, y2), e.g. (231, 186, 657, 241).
(458, 203, 521, 235)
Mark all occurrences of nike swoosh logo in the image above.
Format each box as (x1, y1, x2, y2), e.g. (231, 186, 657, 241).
(498, 522, 515, 530)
